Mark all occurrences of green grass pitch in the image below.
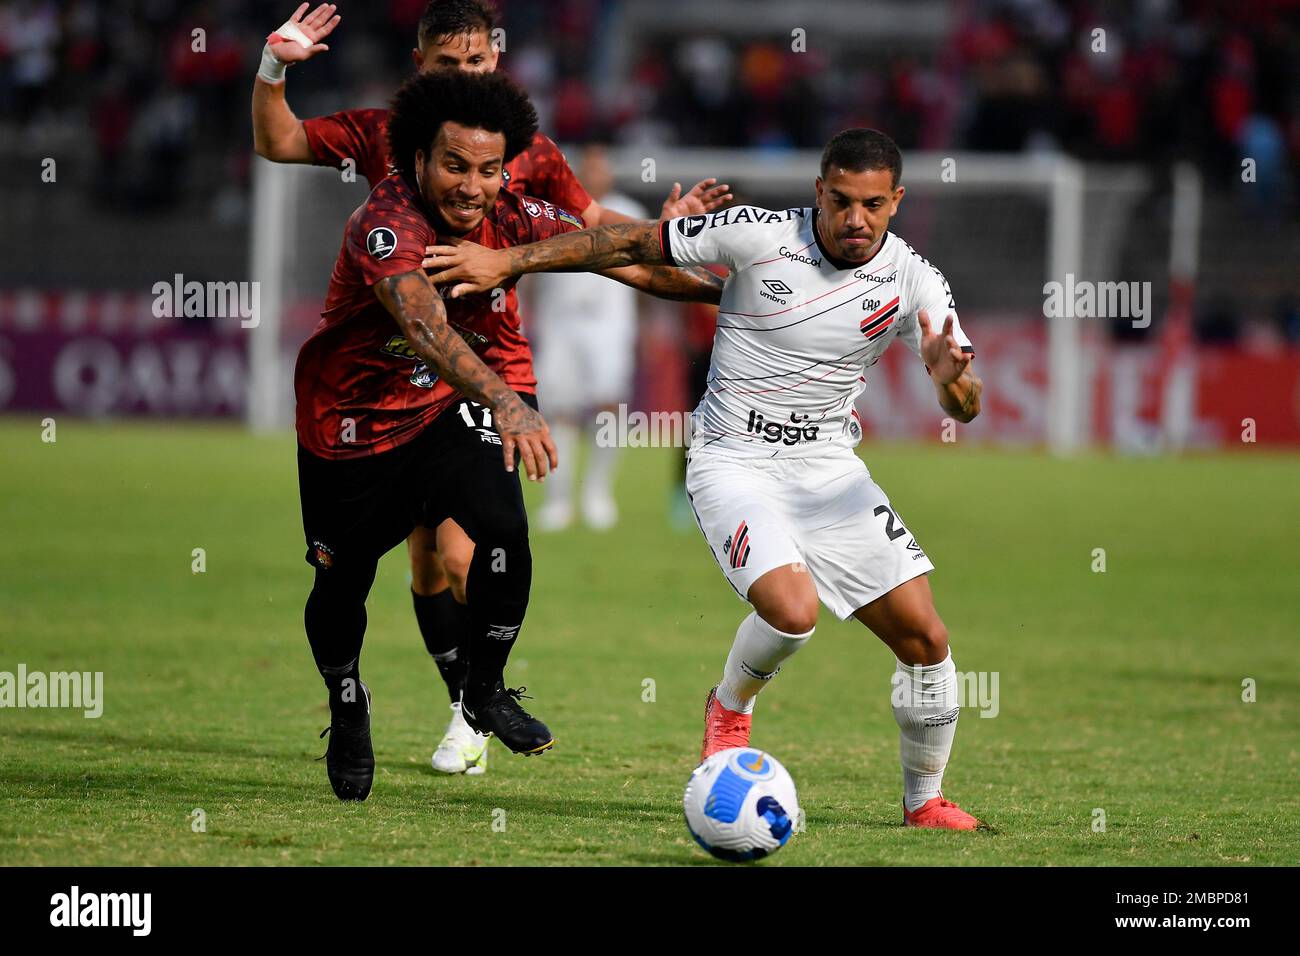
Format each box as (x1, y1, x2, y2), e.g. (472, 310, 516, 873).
(1, 416, 1296, 866)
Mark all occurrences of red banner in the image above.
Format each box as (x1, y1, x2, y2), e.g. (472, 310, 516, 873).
(0, 292, 247, 418)
(4, 292, 1299, 446)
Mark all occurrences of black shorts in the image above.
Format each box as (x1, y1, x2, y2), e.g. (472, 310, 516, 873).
(298, 393, 537, 571)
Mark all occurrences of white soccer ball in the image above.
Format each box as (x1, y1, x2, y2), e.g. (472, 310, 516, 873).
(684, 747, 799, 862)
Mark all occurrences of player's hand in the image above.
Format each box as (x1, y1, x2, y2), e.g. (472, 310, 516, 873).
(423, 239, 512, 298)
(660, 178, 733, 219)
(493, 393, 558, 481)
(267, 3, 340, 63)
(918, 310, 971, 386)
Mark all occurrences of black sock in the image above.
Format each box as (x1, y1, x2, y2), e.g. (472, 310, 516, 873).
(318, 658, 366, 721)
(463, 540, 531, 700)
(412, 588, 468, 704)
(305, 561, 376, 723)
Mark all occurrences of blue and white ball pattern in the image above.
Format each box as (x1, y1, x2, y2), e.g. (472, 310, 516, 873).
(684, 747, 799, 862)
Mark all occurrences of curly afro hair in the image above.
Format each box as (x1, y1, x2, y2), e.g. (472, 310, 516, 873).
(386, 69, 538, 178)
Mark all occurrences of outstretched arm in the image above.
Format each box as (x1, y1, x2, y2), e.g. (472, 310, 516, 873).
(373, 270, 557, 479)
(251, 3, 340, 162)
(599, 263, 725, 304)
(918, 310, 982, 422)
(424, 223, 723, 304)
(424, 221, 670, 296)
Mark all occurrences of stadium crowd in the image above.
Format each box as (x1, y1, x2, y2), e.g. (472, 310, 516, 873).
(1, 0, 1297, 211)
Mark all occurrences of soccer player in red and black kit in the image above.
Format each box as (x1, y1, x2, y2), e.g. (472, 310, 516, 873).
(296, 68, 723, 800)
(253, 0, 731, 775)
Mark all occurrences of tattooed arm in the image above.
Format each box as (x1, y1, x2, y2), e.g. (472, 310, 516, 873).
(599, 263, 725, 304)
(424, 222, 686, 298)
(374, 270, 557, 479)
(936, 367, 983, 423)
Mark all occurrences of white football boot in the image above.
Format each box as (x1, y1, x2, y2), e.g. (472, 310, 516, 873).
(431, 702, 490, 775)
(580, 489, 618, 531)
(536, 498, 573, 532)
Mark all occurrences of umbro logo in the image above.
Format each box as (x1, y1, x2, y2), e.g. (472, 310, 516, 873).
(759, 278, 793, 305)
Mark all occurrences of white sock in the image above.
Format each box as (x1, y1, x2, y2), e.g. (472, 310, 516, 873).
(716, 612, 813, 714)
(544, 422, 578, 511)
(582, 432, 619, 502)
(891, 650, 960, 812)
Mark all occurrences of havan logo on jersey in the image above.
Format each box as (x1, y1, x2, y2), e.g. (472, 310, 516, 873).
(708, 207, 806, 228)
(860, 296, 901, 341)
(746, 409, 820, 446)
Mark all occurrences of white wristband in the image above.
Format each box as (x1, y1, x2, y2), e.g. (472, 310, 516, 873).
(257, 44, 288, 84)
(257, 19, 314, 85)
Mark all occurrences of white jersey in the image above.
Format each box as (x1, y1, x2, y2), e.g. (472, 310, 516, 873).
(660, 206, 973, 458)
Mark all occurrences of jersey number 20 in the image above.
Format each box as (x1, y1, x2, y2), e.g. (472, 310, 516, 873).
(873, 505, 907, 541)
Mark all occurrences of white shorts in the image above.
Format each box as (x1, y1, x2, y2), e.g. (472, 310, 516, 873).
(684, 449, 935, 620)
(533, 315, 637, 416)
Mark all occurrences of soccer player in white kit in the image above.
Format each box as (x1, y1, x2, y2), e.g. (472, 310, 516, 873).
(528, 144, 647, 531)
(426, 129, 986, 829)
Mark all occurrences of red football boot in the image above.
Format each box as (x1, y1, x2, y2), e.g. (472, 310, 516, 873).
(700, 686, 752, 762)
(903, 794, 982, 830)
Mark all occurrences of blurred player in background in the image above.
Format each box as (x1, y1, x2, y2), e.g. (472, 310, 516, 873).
(252, 0, 730, 775)
(527, 144, 647, 531)
(425, 128, 987, 830)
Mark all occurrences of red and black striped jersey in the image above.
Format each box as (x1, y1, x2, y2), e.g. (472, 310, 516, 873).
(294, 172, 584, 459)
